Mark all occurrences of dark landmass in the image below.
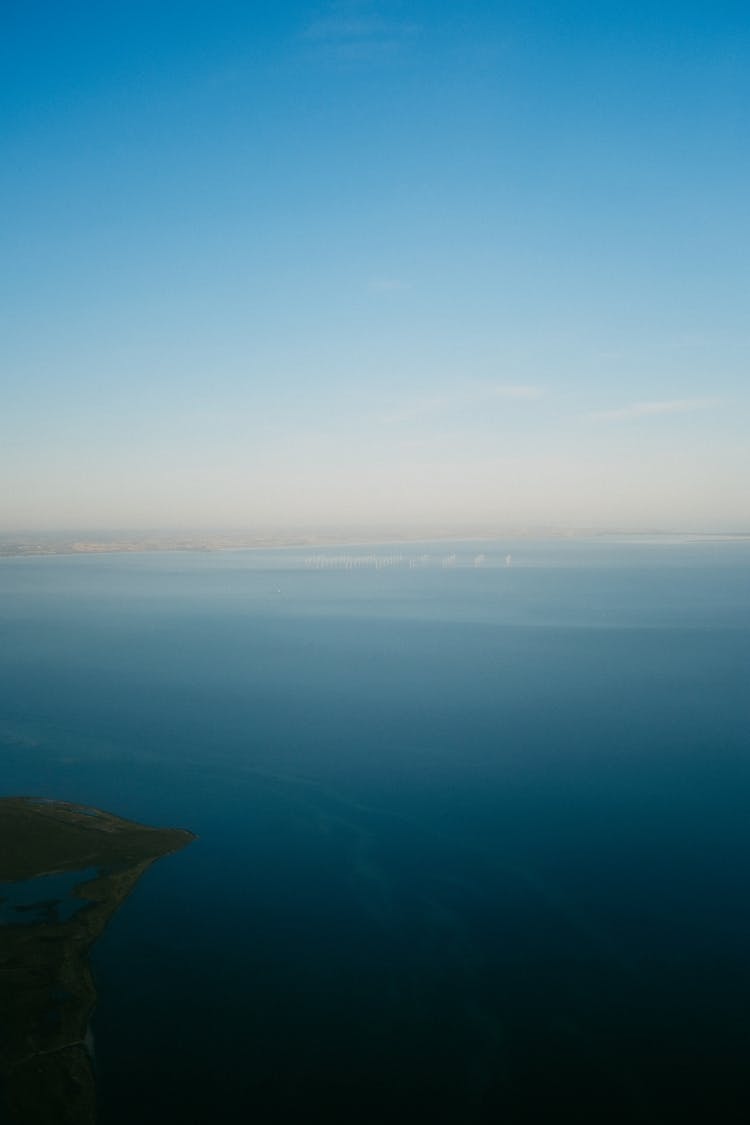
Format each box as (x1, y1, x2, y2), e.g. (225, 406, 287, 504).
(1, 526, 748, 557)
(0, 798, 194, 1124)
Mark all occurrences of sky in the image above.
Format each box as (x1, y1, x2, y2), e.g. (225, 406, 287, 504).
(2, 0, 749, 532)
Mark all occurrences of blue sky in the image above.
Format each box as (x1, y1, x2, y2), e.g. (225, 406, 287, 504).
(2, 1, 748, 530)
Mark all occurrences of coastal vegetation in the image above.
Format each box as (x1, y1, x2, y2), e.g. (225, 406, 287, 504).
(0, 799, 193, 1124)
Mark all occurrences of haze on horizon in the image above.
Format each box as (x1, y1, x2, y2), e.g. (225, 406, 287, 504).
(2, 2, 748, 534)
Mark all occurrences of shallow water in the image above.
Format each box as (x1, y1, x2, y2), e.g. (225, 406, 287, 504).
(1, 539, 749, 1122)
(0, 867, 99, 926)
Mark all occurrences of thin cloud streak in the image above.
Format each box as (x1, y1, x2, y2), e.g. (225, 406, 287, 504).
(302, 3, 420, 58)
(303, 18, 393, 41)
(590, 398, 721, 423)
(368, 277, 412, 293)
(382, 383, 543, 424)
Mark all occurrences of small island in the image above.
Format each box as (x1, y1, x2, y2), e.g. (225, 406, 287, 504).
(0, 798, 194, 1124)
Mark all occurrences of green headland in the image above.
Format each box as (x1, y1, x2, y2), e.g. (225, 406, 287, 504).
(0, 797, 194, 1124)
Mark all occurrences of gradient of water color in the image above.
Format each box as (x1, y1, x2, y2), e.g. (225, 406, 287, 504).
(1, 538, 749, 1122)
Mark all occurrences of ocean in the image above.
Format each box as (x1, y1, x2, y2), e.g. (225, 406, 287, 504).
(1, 538, 749, 1123)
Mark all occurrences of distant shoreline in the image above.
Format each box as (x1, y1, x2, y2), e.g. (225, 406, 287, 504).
(1, 528, 749, 559)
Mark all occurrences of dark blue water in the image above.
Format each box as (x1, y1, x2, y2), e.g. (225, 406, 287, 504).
(1, 539, 749, 1123)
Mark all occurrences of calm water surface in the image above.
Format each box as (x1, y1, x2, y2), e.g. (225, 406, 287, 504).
(1, 539, 749, 1122)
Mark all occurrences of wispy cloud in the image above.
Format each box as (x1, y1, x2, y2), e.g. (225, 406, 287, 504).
(590, 397, 721, 423)
(595, 350, 624, 361)
(368, 277, 411, 293)
(382, 383, 543, 424)
(302, 3, 419, 60)
(304, 16, 391, 41)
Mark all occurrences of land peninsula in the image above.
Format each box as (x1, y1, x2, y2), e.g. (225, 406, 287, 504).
(0, 798, 193, 1124)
